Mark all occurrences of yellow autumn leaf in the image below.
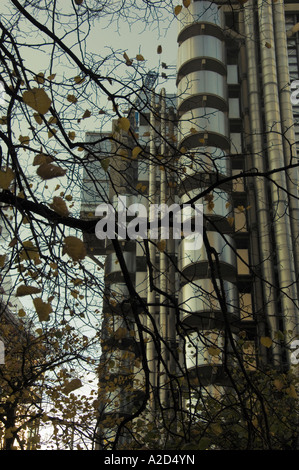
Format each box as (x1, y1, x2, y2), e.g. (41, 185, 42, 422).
(114, 327, 128, 340)
(208, 346, 221, 357)
(265, 42, 271, 48)
(157, 240, 167, 252)
(273, 378, 284, 391)
(33, 297, 52, 322)
(63, 378, 82, 395)
(136, 54, 145, 61)
(260, 336, 272, 348)
(36, 163, 66, 180)
(9, 237, 17, 248)
(16, 285, 42, 297)
(211, 423, 223, 435)
(49, 196, 69, 217)
(68, 131, 76, 141)
(100, 158, 110, 172)
(82, 109, 91, 119)
(48, 116, 57, 125)
(63, 236, 86, 261)
(33, 113, 43, 125)
(19, 135, 30, 146)
(47, 73, 56, 81)
(286, 384, 297, 399)
(174, 5, 182, 15)
(183, 0, 191, 8)
(71, 289, 79, 299)
(19, 241, 40, 263)
(73, 75, 85, 85)
(48, 128, 57, 139)
(118, 148, 129, 160)
(157, 45, 162, 54)
(0, 255, 6, 267)
(0, 168, 15, 189)
(34, 72, 45, 84)
(67, 94, 77, 104)
(18, 309, 26, 317)
(22, 88, 52, 114)
(118, 117, 130, 133)
(207, 201, 215, 211)
(132, 146, 142, 159)
(0, 116, 7, 125)
(33, 153, 53, 166)
(227, 216, 234, 227)
(123, 52, 133, 66)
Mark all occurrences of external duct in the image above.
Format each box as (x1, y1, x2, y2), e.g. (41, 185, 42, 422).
(243, 2, 281, 365)
(257, 0, 299, 357)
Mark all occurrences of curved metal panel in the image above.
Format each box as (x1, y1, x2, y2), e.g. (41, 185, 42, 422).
(177, 70, 228, 115)
(185, 330, 224, 369)
(178, 231, 237, 279)
(178, 107, 229, 150)
(109, 283, 130, 301)
(179, 146, 229, 178)
(180, 188, 233, 236)
(184, 384, 225, 415)
(177, 36, 226, 81)
(179, 279, 238, 328)
(178, 1, 225, 42)
(109, 349, 135, 375)
(105, 251, 136, 277)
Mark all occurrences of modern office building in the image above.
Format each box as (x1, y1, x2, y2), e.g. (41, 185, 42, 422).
(81, 0, 299, 447)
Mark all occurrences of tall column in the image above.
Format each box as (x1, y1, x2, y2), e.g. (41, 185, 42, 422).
(177, 0, 237, 388)
(243, 1, 281, 366)
(257, 0, 299, 360)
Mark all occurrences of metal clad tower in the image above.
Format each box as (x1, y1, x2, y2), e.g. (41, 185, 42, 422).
(177, 1, 238, 388)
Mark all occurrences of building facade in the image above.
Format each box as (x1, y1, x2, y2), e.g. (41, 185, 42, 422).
(81, 0, 299, 448)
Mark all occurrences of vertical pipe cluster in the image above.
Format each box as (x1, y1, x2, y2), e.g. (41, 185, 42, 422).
(273, 0, 299, 296)
(257, 0, 299, 358)
(243, 2, 281, 365)
(176, 0, 238, 386)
